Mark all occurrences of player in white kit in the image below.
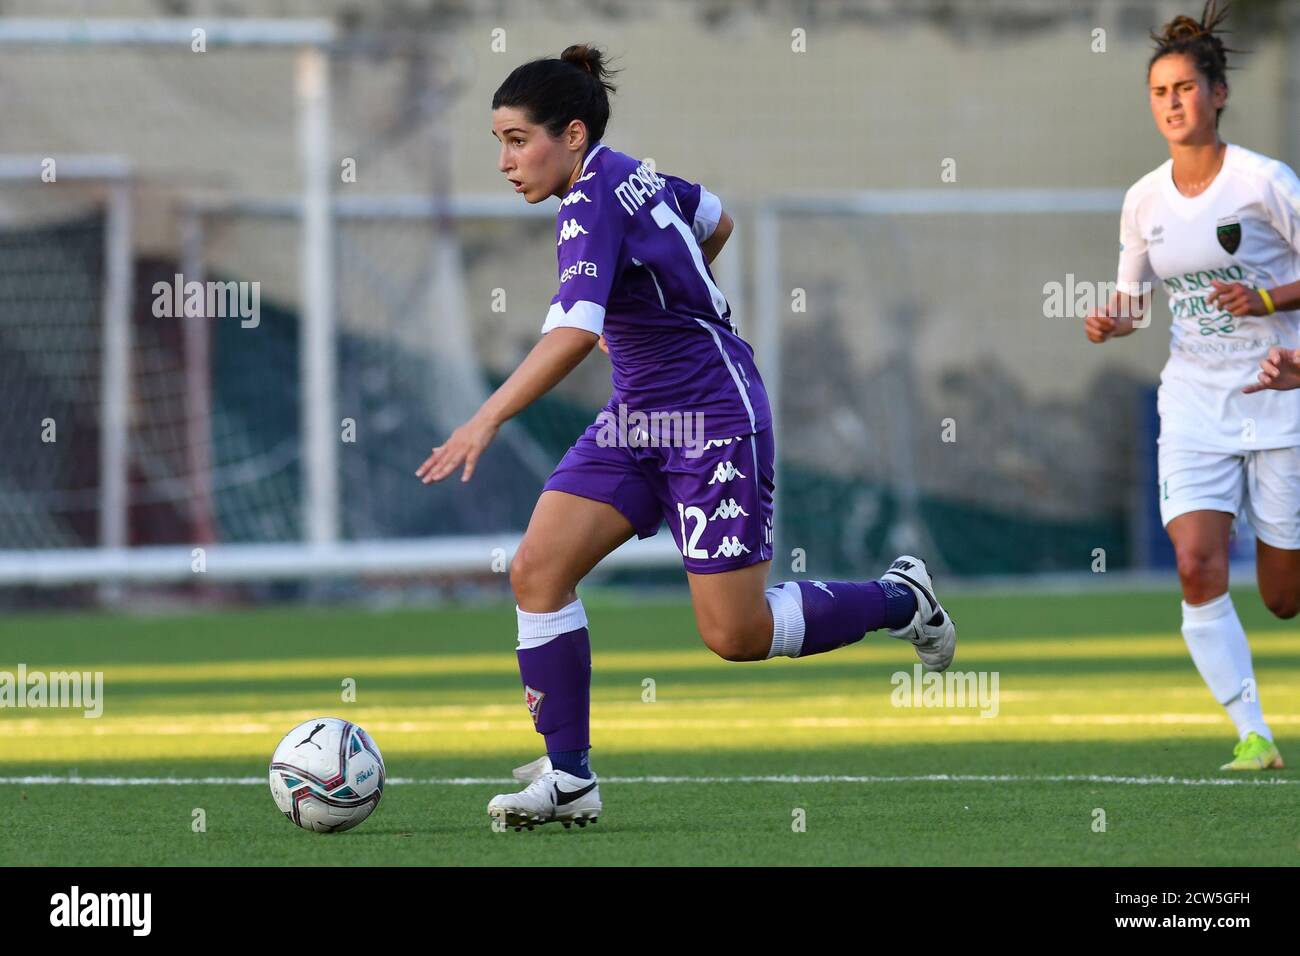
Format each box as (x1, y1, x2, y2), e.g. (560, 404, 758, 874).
(1086, 1, 1295, 771)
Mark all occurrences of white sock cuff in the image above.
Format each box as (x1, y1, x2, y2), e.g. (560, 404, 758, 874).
(1182, 591, 1234, 624)
(765, 582, 806, 659)
(516, 598, 588, 649)
(1180, 591, 1253, 706)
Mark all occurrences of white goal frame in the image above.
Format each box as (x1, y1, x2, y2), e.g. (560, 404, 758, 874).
(751, 189, 1128, 570)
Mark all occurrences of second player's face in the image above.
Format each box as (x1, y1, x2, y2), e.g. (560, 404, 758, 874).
(492, 107, 574, 203)
(1148, 53, 1225, 146)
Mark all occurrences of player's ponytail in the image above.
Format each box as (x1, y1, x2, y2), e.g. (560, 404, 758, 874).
(1148, 1, 1239, 127)
(493, 44, 619, 144)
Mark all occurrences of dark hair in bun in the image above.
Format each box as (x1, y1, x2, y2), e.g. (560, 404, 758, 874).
(1149, 1, 1239, 126)
(493, 43, 618, 143)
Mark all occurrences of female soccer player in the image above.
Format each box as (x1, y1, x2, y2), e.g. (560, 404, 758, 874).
(415, 44, 956, 830)
(1085, 1, 1297, 771)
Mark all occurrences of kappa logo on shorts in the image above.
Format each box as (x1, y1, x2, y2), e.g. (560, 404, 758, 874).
(524, 685, 546, 724)
(710, 498, 749, 520)
(712, 536, 752, 558)
(702, 435, 744, 450)
(708, 461, 746, 485)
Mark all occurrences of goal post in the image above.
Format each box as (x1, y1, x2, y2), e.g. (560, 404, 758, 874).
(752, 188, 1138, 580)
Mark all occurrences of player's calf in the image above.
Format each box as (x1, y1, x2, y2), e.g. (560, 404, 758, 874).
(1260, 591, 1299, 620)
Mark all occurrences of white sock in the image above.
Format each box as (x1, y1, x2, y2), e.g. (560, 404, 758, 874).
(764, 582, 805, 659)
(516, 598, 587, 650)
(1181, 592, 1271, 741)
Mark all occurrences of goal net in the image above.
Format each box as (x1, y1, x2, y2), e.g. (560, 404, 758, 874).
(0, 19, 680, 593)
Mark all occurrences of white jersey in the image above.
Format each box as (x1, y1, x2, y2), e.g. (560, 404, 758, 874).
(1117, 143, 1300, 452)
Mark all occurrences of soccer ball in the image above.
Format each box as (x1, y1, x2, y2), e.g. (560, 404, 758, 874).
(269, 717, 385, 832)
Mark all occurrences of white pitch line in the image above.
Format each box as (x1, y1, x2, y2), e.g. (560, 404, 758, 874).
(0, 773, 1295, 787)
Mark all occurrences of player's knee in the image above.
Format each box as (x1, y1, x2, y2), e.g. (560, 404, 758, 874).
(1174, 546, 1227, 600)
(509, 541, 568, 610)
(508, 544, 536, 603)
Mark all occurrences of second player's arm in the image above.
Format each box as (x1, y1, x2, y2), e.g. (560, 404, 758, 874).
(700, 210, 733, 264)
(1085, 289, 1148, 342)
(1208, 277, 1300, 316)
(1260, 280, 1300, 311)
(417, 327, 598, 483)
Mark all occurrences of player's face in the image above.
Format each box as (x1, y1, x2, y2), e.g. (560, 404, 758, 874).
(1147, 53, 1226, 146)
(492, 107, 580, 203)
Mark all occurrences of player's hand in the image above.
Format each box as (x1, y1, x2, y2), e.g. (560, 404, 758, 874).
(1207, 280, 1267, 317)
(1084, 307, 1118, 343)
(1243, 346, 1300, 393)
(597, 335, 609, 355)
(416, 414, 500, 484)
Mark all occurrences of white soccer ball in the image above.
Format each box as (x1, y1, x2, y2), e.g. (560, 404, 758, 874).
(269, 717, 385, 832)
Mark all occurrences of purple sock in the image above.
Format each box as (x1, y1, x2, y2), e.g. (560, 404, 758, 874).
(766, 580, 916, 658)
(516, 602, 592, 754)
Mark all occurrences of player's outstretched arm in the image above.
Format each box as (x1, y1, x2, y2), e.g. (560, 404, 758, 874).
(1084, 289, 1145, 343)
(417, 327, 599, 483)
(699, 211, 733, 264)
(1243, 346, 1300, 393)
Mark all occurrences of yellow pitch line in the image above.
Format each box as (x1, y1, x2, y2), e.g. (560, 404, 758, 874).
(5, 633, 1299, 683)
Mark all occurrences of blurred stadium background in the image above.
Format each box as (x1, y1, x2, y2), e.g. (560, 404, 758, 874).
(4, 0, 1300, 609)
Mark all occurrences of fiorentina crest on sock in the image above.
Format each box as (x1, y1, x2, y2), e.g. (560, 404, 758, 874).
(524, 685, 546, 724)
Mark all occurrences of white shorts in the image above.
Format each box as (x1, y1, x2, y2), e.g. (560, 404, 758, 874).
(1158, 444, 1300, 550)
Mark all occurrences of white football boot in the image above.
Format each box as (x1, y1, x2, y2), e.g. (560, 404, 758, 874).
(880, 555, 956, 673)
(487, 755, 602, 831)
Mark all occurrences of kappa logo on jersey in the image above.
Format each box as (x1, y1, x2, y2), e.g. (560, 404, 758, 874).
(811, 580, 835, 598)
(1216, 216, 1242, 254)
(524, 685, 546, 724)
(1148, 223, 1165, 246)
(712, 536, 752, 558)
(561, 190, 592, 207)
(710, 498, 749, 520)
(560, 260, 599, 284)
(707, 461, 746, 485)
(557, 218, 589, 245)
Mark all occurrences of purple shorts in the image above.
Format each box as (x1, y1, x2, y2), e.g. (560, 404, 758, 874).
(543, 422, 775, 574)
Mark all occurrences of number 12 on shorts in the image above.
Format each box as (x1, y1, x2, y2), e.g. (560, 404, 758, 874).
(677, 502, 709, 560)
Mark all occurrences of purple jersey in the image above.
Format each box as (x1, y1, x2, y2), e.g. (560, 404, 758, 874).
(543, 143, 772, 440)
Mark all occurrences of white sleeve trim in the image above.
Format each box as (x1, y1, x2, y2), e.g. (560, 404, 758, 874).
(542, 300, 605, 336)
(692, 187, 723, 243)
